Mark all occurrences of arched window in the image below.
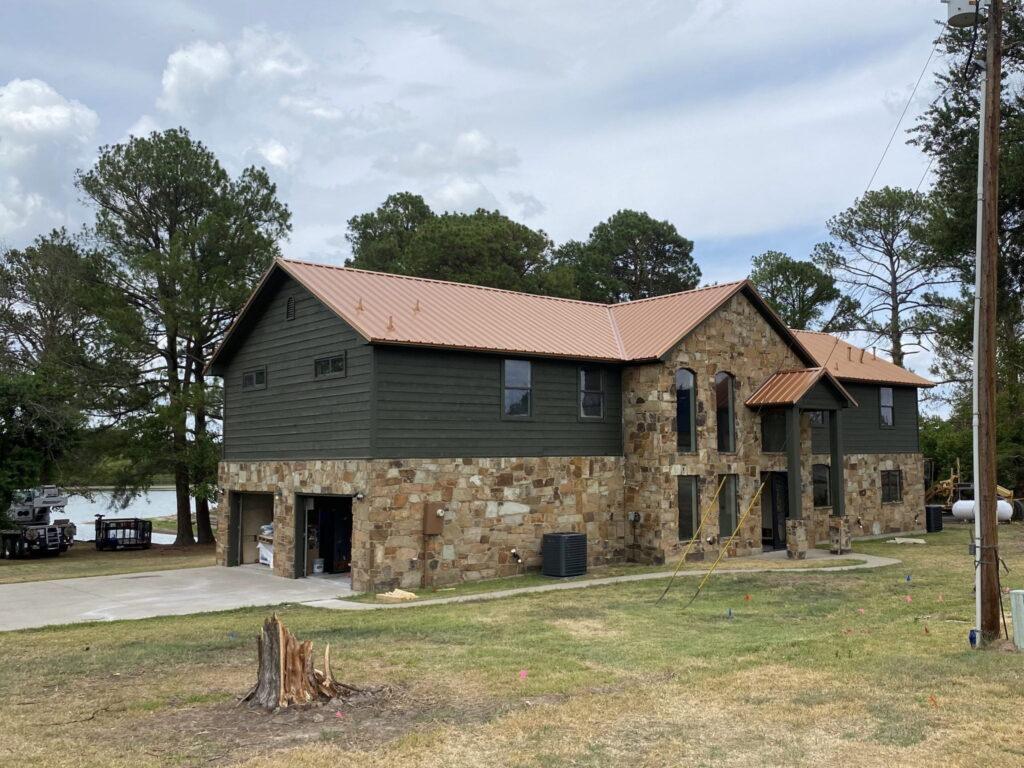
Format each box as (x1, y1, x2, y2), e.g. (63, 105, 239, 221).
(675, 369, 696, 452)
(715, 371, 735, 452)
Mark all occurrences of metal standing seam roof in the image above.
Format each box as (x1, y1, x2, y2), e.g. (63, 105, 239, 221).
(745, 367, 857, 408)
(792, 330, 935, 388)
(265, 259, 750, 362)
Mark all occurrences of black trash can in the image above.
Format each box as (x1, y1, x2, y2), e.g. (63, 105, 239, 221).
(925, 505, 944, 533)
(542, 532, 587, 577)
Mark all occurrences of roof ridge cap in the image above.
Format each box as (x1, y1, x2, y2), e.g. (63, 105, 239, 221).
(612, 279, 747, 307)
(277, 258, 607, 307)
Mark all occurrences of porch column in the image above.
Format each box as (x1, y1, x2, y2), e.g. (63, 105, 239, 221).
(786, 406, 802, 520)
(829, 408, 845, 517)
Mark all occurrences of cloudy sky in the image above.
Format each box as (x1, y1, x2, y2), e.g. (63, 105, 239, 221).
(2, 0, 946, 286)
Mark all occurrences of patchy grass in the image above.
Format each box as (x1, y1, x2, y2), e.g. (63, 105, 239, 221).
(342, 554, 868, 603)
(0, 542, 215, 584)
(0, 526, 1021, 767)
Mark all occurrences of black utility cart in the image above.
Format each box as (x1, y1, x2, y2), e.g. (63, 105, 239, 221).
(94, 514, 153, 550)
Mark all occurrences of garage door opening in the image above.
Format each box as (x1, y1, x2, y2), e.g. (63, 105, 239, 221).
(230, 492, 274, 567)
(296, 495, 353, 578)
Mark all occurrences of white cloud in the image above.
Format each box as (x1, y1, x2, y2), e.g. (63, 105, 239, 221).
(257, 139, 296, 170)
(0, 79, 97, 237)
(508, 190, 546, 219)
(377, 129, 519, 177)
(156, 40, 231, 114)
(428, 177, 500, 213)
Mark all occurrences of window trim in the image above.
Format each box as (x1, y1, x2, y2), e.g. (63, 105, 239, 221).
(241, 366, 267, 391)
(718, 473, 739, 536)
(879, 386, 895, 428)
(881, 469, 903, 503)
(578, 366, 605, 420)
(675, 368, 697, 453)
(813, 463, 831, 508)
(715, 371, 737, 453)
(314, 353, 347, 379)
(501, 359, 533, 420)
(678, 475, 700, 542)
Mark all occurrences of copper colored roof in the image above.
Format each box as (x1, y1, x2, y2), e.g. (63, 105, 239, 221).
(746, 367, 857, 408)
(792, 330, 934, 388)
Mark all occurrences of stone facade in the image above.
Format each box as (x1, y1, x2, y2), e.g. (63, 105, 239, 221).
(622, 292, 805, 564)
(817, 452, 927, 537)
(218, 456, 623, 592)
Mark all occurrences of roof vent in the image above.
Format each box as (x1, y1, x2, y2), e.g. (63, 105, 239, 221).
(356, 298, 364, 312)
(387, 315, 396, 332)
(285, 296, 295, 321)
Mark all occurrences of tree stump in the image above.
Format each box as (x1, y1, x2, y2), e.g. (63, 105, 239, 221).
(241, 614, 364, 710)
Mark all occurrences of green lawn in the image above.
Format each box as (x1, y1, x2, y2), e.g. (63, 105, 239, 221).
(0, 542, 215, 584)
(0, 523, 1021, 768)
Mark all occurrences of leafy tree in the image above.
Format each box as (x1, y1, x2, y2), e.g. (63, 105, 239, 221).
(748, 250, 861, 331)
(556, 210, 699, 303)
(76, 128, 291, 545)
(401, 209, 553, 292)
(812, 187, 952, 367)
(345, 192, 435, 273)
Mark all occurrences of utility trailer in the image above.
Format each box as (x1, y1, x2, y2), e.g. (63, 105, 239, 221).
(0, 486, 76, 558)
(94, 514, 152, 551)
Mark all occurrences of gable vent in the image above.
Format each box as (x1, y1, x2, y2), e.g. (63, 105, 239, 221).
(285, 296, 296, 321)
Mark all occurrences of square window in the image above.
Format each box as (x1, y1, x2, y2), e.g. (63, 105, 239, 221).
(809, 410, 826, 427)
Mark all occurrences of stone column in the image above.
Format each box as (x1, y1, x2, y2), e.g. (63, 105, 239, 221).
(829, 517, 851, 555)
(786, 518, 808, 559)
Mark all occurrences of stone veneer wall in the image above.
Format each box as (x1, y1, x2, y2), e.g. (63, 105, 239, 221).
(218, 456, 623, 592)
(811, 452, 926, 539)
(622, 292, 808, 564)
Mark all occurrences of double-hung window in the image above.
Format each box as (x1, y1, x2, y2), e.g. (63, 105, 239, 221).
(503, 360, 532, 418)
(718, 474, 738, 536)
(579, 367, 604, 418)
(678, 475, 700, 541)
(880, 387, 894, 427)
(881, 469, 903, 503)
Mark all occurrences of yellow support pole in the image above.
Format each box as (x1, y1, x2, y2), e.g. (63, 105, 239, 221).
(655, 476, 728, 604)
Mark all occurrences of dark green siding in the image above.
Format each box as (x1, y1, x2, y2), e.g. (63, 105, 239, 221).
(220, 274, 372, 460)
(809, 384, 919, 455)
(372, 346, 623, 458)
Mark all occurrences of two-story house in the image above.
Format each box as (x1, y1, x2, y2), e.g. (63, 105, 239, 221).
(205, 258, 932, 592)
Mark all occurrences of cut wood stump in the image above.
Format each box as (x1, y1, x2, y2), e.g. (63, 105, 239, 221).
(241, 614, 373, 710)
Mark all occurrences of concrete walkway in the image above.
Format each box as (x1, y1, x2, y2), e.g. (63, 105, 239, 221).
(0, 550, 900, 630)
(0, 565, 354, 631)
(306, 550, 902, 612)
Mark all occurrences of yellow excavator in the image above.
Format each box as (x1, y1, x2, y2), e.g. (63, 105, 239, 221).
(925, 458, 1023, 518)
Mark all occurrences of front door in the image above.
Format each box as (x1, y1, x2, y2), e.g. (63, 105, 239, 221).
(760, 472, 789, 549)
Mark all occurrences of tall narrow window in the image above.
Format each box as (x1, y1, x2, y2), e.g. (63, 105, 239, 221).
(813, 464, 831, 507)
(761, 409, 786, 452)
(285, 296, 296, 321)
(715, 371, 736, 452)
(718, 474, 738, 536)
(675, 369, 696, 452)
(579, 367, 604, 418)
(880, 387, 894, 427)
(881, 469, 903, 502)
(502, 360, 532, 417)
(678, 475, 699, 541)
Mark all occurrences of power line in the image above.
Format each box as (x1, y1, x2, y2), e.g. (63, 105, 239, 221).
(864, 28, 947, 194)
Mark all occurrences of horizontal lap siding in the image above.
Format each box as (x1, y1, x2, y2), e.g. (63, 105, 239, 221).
(373, 346, 622, 458)
(222, 275, 372, 460)
(840, 384, 919, 455)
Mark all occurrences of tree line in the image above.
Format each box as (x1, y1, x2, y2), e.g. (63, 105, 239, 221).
(3, 12, 1024, 539)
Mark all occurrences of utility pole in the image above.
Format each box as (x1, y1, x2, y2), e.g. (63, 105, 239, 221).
(948, 0, 1002, 644)
(977, 0, 1002, 644)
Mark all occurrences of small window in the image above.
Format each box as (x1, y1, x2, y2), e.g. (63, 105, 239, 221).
(675, 369, 696, 452)
(718, 474, 738, 536)
(813, 464, 831, 507)
(314, 354, 346, 378)
(678, 475, 700, 541)
(286, 296, 296, 321)
(809, 410, 826, 427)
(881, 469, 903, 503)
(579, 367, 604, 418)
(241, 367, 266, 390)
(761, 409, 786, 452)
(880, 387, 894, 427)
(503, 359, 532, 418)
(715, 372, 736, 452)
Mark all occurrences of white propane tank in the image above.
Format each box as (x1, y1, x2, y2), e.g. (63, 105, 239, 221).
(946, 0, 988, 28)
(951, 499, 1013, 522)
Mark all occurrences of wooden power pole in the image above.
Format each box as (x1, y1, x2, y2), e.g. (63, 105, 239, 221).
(978, 0, 1002, 643)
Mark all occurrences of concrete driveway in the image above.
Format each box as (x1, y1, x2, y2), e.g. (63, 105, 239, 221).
(0, 565, 356, 631)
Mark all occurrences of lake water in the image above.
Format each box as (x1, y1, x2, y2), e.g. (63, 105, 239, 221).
(62, 490, 182, 545)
